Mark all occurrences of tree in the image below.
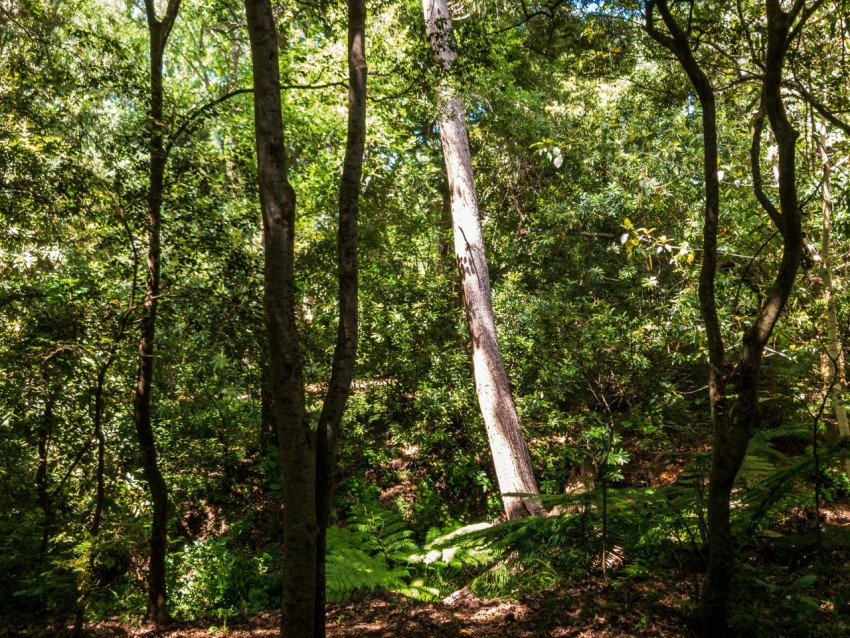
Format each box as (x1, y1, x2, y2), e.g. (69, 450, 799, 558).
(422, 0, 541, 519)
(313, 0, 366, 632)
(817, 120, 850, 475)
(133, 0, 182, 624)
(644, 0, 809, 634)
(243, 0, 365, 634)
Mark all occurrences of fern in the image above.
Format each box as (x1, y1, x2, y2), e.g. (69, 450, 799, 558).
(325, 525, 411, 602)
(420, 482, 714, 596)
(348, 501, 418, 562)
(326, 498, 483, 601)
(410, 522, 495, 568)
(738, 438, 850, 537)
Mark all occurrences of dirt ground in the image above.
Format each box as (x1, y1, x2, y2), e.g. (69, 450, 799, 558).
(2, 576, 696, 638)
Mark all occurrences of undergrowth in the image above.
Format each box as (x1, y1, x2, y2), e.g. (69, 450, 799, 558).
(70, 439, 850, 630)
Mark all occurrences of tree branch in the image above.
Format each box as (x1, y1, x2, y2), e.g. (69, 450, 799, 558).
(788, 0, 827, 42)
(790, 79, 850, 138)
(750, 103, 785, 235)
(165, 81, 347, 157)
(486, 0, 569, 36)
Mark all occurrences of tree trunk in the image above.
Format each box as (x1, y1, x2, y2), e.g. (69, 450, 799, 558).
(244, 1, 315, 636)
(314, 0, 365, 635)
(133, 0, 181, 625)
(245, 2, 366, 634)
(74, 212, 138, 636)
(423, 0, 541, 519)
(73, 367, 108, 637)
(818, 122, 850, 475)
(644, 1, 804, 634)
(37, 388, 57, 559)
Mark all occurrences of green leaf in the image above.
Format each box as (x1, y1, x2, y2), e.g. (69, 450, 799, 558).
(794, 574, 817, 588)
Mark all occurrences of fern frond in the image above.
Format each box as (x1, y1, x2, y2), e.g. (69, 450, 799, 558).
(325, 524, 411, 602)
(739, 438, 850, 537)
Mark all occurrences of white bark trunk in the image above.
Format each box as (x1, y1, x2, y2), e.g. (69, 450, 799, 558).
(423, 0, 541, 518)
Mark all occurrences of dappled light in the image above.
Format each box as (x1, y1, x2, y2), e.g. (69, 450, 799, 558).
(3, 1, 850, 637)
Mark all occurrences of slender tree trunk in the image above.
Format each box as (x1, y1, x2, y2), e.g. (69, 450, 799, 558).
(73, 367, 108, 637)
(74, 201, 138, 637)
(818, 122, 850, 475)
(314, 0, 365, 635)
(244, 1, 315, 636)
(37, 389, 58, 559)
(245, 3, 366, 634)
(645, 1, 804, 634)
(133, 0, 181, 625)
(423, 0, 540, 520)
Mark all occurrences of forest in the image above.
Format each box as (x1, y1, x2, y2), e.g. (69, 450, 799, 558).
(3, 0, 850, 636)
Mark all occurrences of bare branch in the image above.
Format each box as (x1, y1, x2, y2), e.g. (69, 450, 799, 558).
(790, 79, 850, 138)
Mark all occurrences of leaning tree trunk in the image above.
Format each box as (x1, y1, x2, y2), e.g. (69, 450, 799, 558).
(133, 0, 181, 625)
(314, 0, 366, 635)
(645, 1, 805, 635)
(423, 0, 540, 520)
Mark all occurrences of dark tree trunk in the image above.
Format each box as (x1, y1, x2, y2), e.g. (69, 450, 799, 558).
(244, 1, 315, 635)
(314, 0, 366, 634)
(37, 388, 58, 559)
(644, 1, 806, 635)
(74, 209, 138, 637)
(423, 0, 541, 519)
(244, 1, 366, 635)
(133, 0, 181, 625)
(73, 367, 108, 638)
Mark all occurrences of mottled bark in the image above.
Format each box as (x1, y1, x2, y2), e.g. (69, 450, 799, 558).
(423, 0, 541, 519)
(314, 0, 365, 635)
(645, 1, 805, 635)
(133, 0, 181, 625)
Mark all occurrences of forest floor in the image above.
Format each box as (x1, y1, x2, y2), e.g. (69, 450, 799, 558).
(8, 512, 850, 637)
(9, 530, 850, 637)
(2, 572, 698, 638)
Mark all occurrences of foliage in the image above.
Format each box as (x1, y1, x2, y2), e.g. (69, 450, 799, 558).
(168, 538, 281, 620)
(2, 0, 850, 632)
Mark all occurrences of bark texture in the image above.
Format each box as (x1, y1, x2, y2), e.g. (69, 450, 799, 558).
(244, 1, 315, 636)
(645, 1, 805, 634)
(133, 0, 181, 625)
(314, 0, 366, 634)
(245, 1, 365, 636)
(423, 0, 540, 520)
